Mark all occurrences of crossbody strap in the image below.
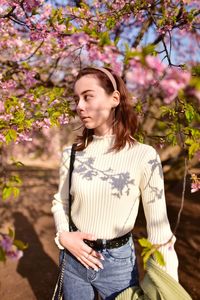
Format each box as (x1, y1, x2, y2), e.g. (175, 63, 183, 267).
(52, 144, 76, 300)
(68, 143, 76, 232)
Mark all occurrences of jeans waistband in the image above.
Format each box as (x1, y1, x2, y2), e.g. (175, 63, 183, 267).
(70, 221, 131, 250)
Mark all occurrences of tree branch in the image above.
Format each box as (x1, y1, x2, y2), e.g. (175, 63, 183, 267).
(19, 40, 45, 62)
(0, 6, 16, 18)
(132, 19, 153, 48)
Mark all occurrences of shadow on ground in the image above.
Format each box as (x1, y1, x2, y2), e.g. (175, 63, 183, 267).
(14, 212, 59, 300)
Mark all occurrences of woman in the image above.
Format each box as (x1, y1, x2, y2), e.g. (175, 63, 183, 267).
(51, 67, 179, 300)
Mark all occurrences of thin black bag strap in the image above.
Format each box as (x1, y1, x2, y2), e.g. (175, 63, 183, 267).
(52, 145, 76, 300)
(68, 143, 76, 232)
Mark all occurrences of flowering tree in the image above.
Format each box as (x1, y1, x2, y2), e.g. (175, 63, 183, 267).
(0, 0, 200, 261)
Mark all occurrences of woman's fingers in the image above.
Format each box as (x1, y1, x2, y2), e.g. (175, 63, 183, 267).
(77, 246, 104, 270)
(60, 231, 105, 270)
(80, 253, 104, 271)
(76, 256, 90, 269)
(81, 243, 104, 260)
(89, 249, 104, 260)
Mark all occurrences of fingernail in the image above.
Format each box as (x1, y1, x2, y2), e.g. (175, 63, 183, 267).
(99, 264, 104, 270)
(94, 267, 99, 272)
(100, 256, 105, 261)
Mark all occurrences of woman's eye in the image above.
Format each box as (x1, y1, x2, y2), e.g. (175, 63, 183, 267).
(84, 95, 92, 100)
(74, 97, 79, 104)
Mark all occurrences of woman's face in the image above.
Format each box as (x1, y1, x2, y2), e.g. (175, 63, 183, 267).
(74, 75, 119, 136)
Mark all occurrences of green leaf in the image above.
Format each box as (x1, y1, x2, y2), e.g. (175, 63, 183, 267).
(12, 187, 20, 198)
(135, 132, 144, 143)
(143, 250, 152, 268)
(21, 62, 31, 70)
(99, 31, 111, 46)
(80, 2, 90, 10)
(160, 106, 176, 117)
(13, 239, 28, 250)
(185, 104, 195, 123)
(8, 228, 15, 239)
(138, 238, 152, 248)
(11, 175, 22, 185)
(142, 44, 156, 56)
(5, 129, 17, 144)
(185, 138, 200, 159)
(166, 132, 177, 146)
(153, 250, 166, 267)
(192, 65, 200, 77)
(14, 161, 25, 167)
(2, 186, 12, 201)
(105, 18, 116, 30)
(124, 43, 140, 64)
(0, 247, 6, 262)
(188, 142, 200, 159)
(141, 247, 150, 256)
(134, 101, 143, 113)
(143, 250, 152, 262)
(2, 177, 21, 200)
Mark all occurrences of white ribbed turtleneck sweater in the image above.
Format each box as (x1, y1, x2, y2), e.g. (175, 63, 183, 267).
(51, 135, 178, 280)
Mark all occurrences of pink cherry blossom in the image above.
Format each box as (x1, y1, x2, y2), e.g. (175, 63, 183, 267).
(191, 182, 200, 193)
(0, 80, 17, 90)
(70, 33, 90, 46)
(126, 65, 154, 87)
(160, 68, 191, 103)
(0, 134, 6, 142)
(58, 114, 69, 125)
(0, 234, 23, 261)
(0, 100, 5, 112)
(196, 151, 200, 161)
(1, 235, 12, 252)
(49, 99, 60, 107)
(191, 174, 200, 193)
(7, 248, 23, 260)
(16, 133, 33, 143)
(43, 118, 51, 128)
(0, 113, 12, 121)
(23, 70, 38, 88)
(23, 0, 42, 12)
(146, 55, 167, 75)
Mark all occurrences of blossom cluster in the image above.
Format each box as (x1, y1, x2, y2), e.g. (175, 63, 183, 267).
(191, 174, 200, 193)
(0, 233, 23, 261)
(127, 55, 193, 104)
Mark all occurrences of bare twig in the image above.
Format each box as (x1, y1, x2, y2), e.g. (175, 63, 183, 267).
(161, 38, 172, 65)
(173, 157, 188, 235)
(19, 40, 45, 62)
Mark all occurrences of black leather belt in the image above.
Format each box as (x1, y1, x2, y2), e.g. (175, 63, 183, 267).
(70, 221, 131, 250)
(84, 232, 131, 250)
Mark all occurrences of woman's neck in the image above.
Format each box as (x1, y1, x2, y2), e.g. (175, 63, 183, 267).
(93, 124, 114, 137)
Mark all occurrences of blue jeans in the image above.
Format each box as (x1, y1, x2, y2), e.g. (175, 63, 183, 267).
(61, 238, 139, 300)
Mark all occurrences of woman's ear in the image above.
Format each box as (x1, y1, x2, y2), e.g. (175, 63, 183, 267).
(112, 90, 120, 108)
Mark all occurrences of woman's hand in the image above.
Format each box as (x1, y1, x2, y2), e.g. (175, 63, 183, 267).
(59, 231, 104, 271)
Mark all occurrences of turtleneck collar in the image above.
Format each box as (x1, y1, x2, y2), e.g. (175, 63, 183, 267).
(92, 134, 116, 141)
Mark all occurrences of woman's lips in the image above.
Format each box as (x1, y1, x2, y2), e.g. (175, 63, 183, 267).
(81, 116, 90, 121)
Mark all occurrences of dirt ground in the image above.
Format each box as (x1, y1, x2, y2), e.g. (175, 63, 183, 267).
(0, 165, 199, 300)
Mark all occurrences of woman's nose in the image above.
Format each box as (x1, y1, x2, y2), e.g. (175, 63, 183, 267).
(76, 98, 84, 112)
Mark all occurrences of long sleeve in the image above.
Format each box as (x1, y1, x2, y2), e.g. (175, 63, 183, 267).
(139, 146, 179, 281)
(51, 146, 71, 248)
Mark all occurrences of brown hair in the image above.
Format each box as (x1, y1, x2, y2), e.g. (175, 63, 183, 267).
(74, 67, 137, 151)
